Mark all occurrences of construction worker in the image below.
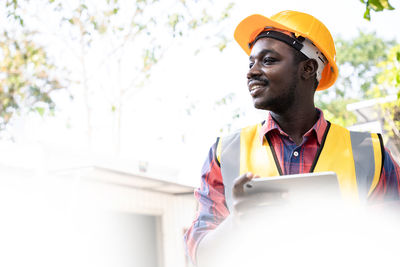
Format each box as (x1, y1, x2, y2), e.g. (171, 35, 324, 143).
(184, 10, 400, 266)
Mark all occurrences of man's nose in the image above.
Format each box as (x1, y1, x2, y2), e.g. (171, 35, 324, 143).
(247, 62, 262, 80)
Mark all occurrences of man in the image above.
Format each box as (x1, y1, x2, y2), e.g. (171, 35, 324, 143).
(184, 10, 400, 266)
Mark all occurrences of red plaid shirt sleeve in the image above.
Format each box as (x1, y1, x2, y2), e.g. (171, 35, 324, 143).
(369, 148, 400, 202)
(183, 139, 229, 264)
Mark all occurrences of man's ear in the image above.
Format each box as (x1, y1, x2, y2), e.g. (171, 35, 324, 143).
(301, 59, 318, 81)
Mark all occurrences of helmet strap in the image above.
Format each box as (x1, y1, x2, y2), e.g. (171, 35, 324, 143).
(248, 30, 304, 51)
(249, 29, 327, 81)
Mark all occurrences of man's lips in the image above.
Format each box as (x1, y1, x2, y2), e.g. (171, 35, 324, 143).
(249, 86, 266, 97)
(248, 80, 268, 97)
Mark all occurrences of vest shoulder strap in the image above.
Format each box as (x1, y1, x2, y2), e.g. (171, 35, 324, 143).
(315, 123, 383, 200)
(217, 129, 242, 211)
(218, 123, 280, 211)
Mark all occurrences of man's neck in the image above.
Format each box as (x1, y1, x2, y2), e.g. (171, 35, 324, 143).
(270, 106, 319, 146)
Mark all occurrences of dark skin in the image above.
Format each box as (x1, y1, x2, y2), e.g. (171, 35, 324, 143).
(197, 37, 321, 266)
(247, 37, 319, 145)
(234, 37, 319, 208)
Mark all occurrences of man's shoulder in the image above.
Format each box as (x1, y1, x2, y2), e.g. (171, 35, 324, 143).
(215, 122, 264, 162)
(328, 121, 382, 137)
(328, 121, 352, 134)
(218, 122, 264, 139)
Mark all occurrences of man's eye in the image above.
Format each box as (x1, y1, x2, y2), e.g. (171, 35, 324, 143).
(263, 57, 276, 64)
(249, 62, 254, 69)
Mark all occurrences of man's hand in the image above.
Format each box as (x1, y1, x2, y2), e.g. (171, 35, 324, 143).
(232, 172, 288, 218)
(197, 173, 285, 266)
(232, 172, 260, 216)
(232, 172, 259, 199)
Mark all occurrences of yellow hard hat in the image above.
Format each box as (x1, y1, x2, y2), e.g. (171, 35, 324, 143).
(234, 10, 338, 91)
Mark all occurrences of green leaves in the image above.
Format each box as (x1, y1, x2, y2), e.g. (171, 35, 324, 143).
(0, 32, 65, 129)
(5, 0, 24, 25)
(316, 31, 395, 127)
(219, 2, 234, 21)
(35, 107, 45, 116)
(335, 31, 394, 96)
(367, 0, 394, 11)
(396, 51, 400, 62)
(168, 13, 182, 33)
(3, 0, 235, 137)
(361, 0, 395, 20)
(377, 44, 400, 90)
(373, 44, 400, 139)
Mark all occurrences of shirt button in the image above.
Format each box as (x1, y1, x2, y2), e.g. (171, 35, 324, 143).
(293, 151, 299, 157)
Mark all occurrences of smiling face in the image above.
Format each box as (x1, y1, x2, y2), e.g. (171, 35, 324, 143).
(247, 38, 301, 113)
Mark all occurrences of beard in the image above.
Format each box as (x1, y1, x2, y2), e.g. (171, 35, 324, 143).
(253, 75, 298, 113)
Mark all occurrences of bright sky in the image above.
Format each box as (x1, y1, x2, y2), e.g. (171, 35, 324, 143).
(3, 0, 400, 186)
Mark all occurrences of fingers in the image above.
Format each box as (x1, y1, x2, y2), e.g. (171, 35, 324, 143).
(232, 173, 263, 220)
(233, 172, 256, 199)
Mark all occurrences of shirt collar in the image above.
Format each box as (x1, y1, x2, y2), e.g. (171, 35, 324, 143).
(260, 108, 328, 145)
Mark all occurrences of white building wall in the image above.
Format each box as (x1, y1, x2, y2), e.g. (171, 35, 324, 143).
(72, 178, 197, 267)
(0, 166, 197, 267)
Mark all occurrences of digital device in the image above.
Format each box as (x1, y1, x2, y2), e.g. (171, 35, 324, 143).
(243, 171, 340, 205)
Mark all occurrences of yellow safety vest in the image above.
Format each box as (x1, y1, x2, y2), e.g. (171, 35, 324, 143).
(217, 122, 384, 210)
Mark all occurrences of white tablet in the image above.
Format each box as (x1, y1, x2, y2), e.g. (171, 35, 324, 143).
(243, 171, 340, 203)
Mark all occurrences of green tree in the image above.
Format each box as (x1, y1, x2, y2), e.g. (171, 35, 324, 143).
(3, 0, 234, 153)
(0, 30, 65, 130)
(377, 44, 400, 97)
(315, 31, 395, 126)
(370, 45, 400, 142)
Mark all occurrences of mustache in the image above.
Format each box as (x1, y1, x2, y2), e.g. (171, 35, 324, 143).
(248, 77, 269, 85)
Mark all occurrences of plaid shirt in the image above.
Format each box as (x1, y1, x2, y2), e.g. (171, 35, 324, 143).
(184, 110, 400, 263)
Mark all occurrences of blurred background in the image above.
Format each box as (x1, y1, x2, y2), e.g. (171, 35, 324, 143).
(0, 0, 399, 266)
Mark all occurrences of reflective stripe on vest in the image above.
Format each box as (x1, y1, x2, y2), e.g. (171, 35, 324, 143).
(218, 122, 383, 211)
